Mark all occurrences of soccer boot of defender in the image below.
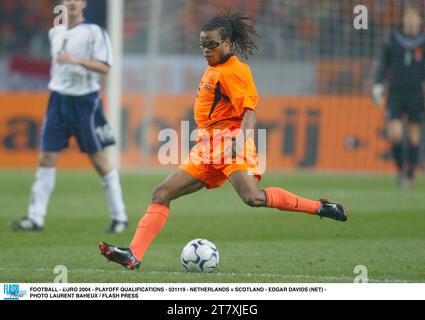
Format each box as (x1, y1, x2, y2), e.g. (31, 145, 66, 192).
(9, 218, 43, 232)
(317, 200, 348, 222)
(106, 220, 128, 234)
(99, 242, 140, 270)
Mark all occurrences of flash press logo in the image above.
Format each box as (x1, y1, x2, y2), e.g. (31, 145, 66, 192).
(3, 284, 27, 300)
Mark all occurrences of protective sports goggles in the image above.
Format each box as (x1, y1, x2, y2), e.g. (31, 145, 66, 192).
(199, 39, 224, 50)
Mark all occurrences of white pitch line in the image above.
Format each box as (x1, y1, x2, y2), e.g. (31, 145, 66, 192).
(0, 267, 412, 283)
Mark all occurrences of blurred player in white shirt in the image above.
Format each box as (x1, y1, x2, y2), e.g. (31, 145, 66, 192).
(10, 0, 128, 233)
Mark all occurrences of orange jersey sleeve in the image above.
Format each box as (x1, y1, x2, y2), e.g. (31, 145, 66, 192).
(219, 62, 259, 115)
(194, 56, 259, 129)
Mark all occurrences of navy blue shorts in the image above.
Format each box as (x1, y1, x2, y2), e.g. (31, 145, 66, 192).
(387, 87, 424, 123)
(41, 91, 116, 154)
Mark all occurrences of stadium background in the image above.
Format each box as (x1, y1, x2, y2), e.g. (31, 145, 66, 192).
(1, 0, 424, 173)
(1, 0, 425, 284)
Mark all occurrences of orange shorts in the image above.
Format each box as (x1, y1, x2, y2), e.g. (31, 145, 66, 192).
(179, 128, 262, 189)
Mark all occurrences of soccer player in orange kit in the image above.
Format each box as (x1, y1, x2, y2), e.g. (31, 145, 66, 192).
(99, 11, 348, 270)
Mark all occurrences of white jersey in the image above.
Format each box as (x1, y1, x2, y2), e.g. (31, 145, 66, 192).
(48, 22, 112, 96)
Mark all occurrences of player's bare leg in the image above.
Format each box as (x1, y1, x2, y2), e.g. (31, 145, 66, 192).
(228, 171, 266, 207)
(99, 169, 206, 269)
(89, 150, 128, 233)
(88, 150, 113, 176)
(10, 152, 59, 231)
(39, 152, 60, 168)
(151, 169, 207, 206)
(229, 170, 348, 221)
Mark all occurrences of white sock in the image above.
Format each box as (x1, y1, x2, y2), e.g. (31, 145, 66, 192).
(28, 167, 56, 227)
(101, 169, 127, 223)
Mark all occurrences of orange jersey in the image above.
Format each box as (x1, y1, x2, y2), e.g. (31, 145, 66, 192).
(181, 56, 262, 188)
(194, 55, 259, 130)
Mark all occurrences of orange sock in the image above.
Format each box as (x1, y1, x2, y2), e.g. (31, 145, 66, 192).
(130, 203, 170, 262)
(264, 187, 320, 214)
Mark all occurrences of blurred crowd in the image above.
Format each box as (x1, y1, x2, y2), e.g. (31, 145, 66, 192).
(0, 0, 422, 59)
(177, 0, 418, 59)
(0, 0, 51, 57)
(0, 0, 105, 57)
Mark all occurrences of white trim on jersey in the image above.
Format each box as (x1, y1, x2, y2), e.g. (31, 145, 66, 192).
(40, 116, 48, 150)
(48, 22, 113, 96)
(96, 27, 113, 66)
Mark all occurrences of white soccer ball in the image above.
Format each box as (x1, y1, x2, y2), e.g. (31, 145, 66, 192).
(181, 239, 219, 273)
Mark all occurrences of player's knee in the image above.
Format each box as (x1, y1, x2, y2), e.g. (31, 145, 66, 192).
(409, 139, 420, 147)
(241, 192, 264, 208)
(388, 125, 403, 143)
(39, 153, 58, 167)
(89, 153, 113, 176)
(95, 162, 112, 177)
(408, 132, 421, 146)
(152, 186, 171, 205)
(389, 135, 403, 144)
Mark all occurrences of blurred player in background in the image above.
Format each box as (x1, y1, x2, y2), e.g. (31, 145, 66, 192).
(9, 0, 128, 233)
(373, 5, 425, 188)
(99, 10, 348, 270)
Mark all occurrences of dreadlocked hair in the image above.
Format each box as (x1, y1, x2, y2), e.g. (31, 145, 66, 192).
(202, 10, 259, 59)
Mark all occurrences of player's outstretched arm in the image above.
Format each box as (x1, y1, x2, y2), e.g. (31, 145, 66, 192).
(232, 109, 257, 155)
(241, 109, 256, 132)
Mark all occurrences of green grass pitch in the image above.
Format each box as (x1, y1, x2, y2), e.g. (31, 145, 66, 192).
(0, 170, 424, 283)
